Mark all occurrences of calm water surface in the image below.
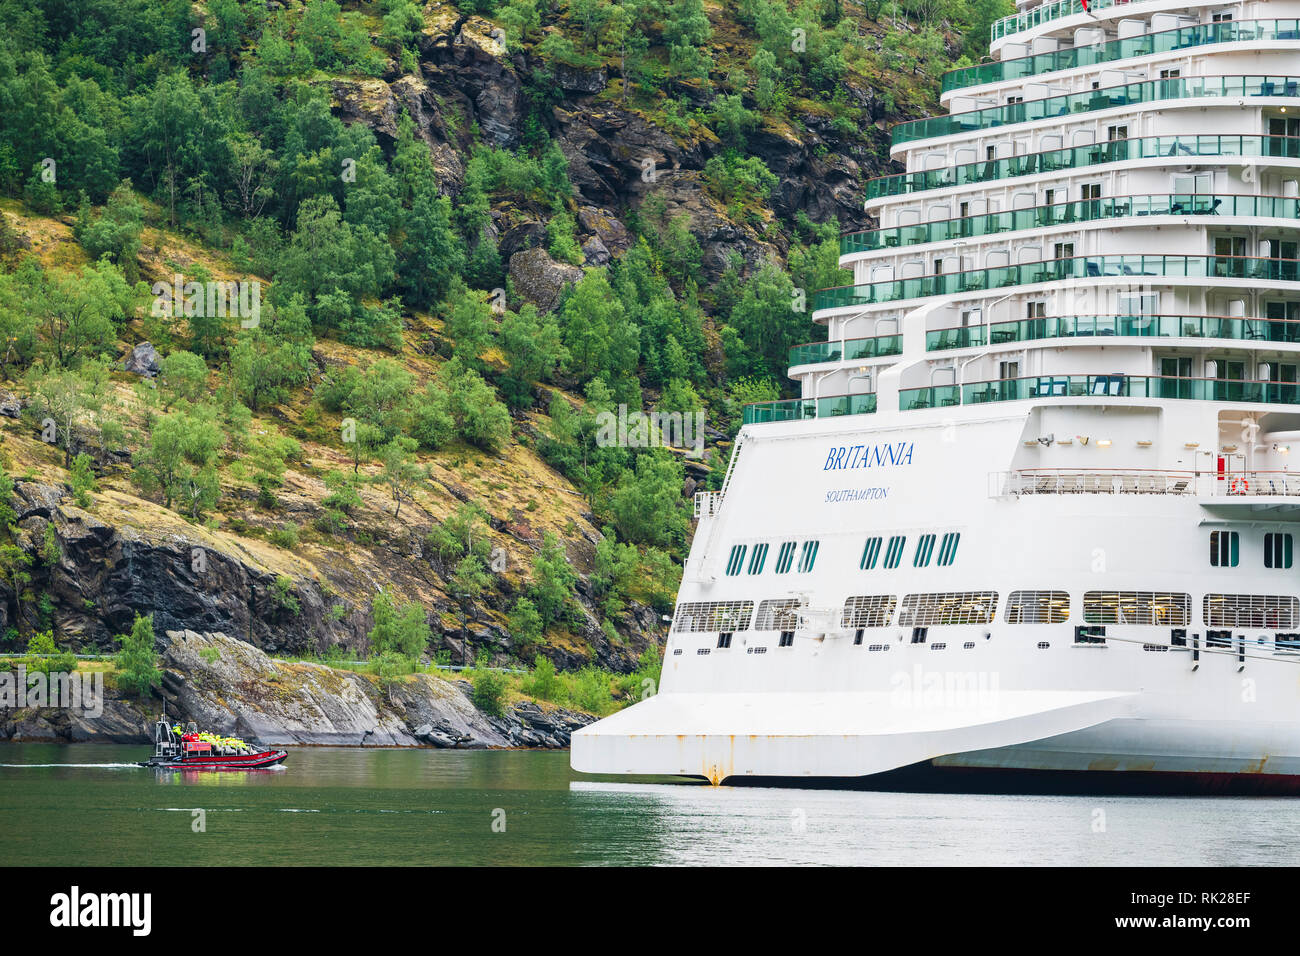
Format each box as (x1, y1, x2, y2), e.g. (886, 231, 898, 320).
(2, 743, 1298, 865)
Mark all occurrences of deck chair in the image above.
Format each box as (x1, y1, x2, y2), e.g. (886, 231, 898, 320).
(1034, 475, 1056, 494)
(1060, 475, 1081, 493)
(1120, 475, 1140, 494)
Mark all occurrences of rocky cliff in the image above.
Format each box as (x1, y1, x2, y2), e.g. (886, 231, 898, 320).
(1, 630, 595, 748)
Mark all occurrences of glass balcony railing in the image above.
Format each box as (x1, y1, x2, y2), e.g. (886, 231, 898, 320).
(844, 194, 1300, 255)
(926, 314, 1300, 351)
(954, 20, 1300, 92)
(898, 385, 962, 410)
(992, 0, 1129, 44)
(742, 392, 878, 424)
(788, 334, 902, 367)
(961, 375, 1300, 406)
(893, 75, 1300, 146)
(866, 135, 1300, 202)
(814, 255, 1300, 312)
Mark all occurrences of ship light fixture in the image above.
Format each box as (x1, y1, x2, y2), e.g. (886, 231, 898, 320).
(1136, 440, 1153, 447)
(1097, 439, 1112, 447)
(1185, 442, 1200, 449)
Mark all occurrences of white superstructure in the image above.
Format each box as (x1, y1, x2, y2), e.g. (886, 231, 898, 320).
(574, 1, 1300, 790)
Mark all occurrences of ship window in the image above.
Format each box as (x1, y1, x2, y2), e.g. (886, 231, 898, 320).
(716, 632, 732, 649)
(796, 540, 819, 573)
(860, 536, 883, 569)
(1207, 629, 1232, 648)
(883, 535, 907, 569)
(672, 601, 754, 633)
(937, 532, 961, 566)
(747, 542, 769, 575)
(1210, 530, 1239, 567)
(778, 631, 795, 647)
(914, 533, 936, 567)
(899, 591, 999, 626)
(841, 594, 898, 628)
(774, 541, 797, 574)
(755, 598, 802, 631)
(1265, 533, 1293, 569)
(1203, 594, 1299, 627)
(1082, 591, 1191, 625)
(725, 544, 747, 576)
(1006, 590, 1070, 623)
(911, 627, 928, 643)
(854, 629, 864, 645)
(1212, 10, 1233, 21)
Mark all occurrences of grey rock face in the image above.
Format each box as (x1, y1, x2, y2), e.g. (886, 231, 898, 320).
(124, 342, 161, 378)
(508, 248, 583, 312)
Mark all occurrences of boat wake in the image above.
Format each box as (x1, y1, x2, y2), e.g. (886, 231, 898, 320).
(0, 762, 144, 769)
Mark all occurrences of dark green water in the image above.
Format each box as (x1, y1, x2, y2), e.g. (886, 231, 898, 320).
(3, 743, 1300, 865)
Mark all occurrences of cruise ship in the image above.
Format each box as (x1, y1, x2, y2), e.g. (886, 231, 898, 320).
(572, 0, 1300, 791)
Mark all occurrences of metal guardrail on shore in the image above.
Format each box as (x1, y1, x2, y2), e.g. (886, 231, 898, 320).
(1, 654, 528, 675)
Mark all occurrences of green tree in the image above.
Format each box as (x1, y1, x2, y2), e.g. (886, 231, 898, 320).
(69, 453, 98, 508)
(607, 450, 688, 548)
(76, 181, 144, 281)
(367, 589, 430, 660)
(528, 531, 577, 627)
(115, 613, 161, 697)
(508, 596, 545, 647)
(131, 406, 224, 518)
(445, 279, 495, 367)
(373, 434, 422, 517)
(158, 350, 208, 409)
(499, 302, 567, 408)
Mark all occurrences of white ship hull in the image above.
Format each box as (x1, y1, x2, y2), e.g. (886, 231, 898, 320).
(574, 0, 1300, 789)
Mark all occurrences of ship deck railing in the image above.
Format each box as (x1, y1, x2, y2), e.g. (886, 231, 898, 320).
(925, 314, 1300, 351)
(815, 255, 1300, 312)
(865, 135, 1300, 202)
(902, 374, 1300, 411)
(950, 19, 1300, 93)
(843, 194, 1297, 256)
(742, 392, 877, 424)
(894, 75, 1300, 147)
(991, 469, 1300, 498)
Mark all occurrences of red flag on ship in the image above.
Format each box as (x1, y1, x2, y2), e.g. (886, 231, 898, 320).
(1081, 0, 1089, 9)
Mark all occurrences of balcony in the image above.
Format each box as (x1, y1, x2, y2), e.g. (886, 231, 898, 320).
(866, 135, 1300, 202)
(844, 194, 1300, 256)
(949, 19, 1300, 93)
(814, 255, 1300, 312)
(788, 333, 902, 367)
(898, 385, 961, 410)
(925, 314, 1300, 351)
(893, 75, 1300, 147)
(742, 392, 877, 424)
(992, 0, 1138, 44)
(904, 374, 1300, 412)
(991, 469, 1300, 500)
